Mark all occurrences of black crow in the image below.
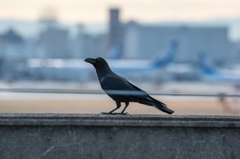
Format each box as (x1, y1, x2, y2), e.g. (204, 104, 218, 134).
(85, 57, 174, 114)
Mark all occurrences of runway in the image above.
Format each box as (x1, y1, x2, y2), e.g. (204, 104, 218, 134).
(0, 96, 237, 116)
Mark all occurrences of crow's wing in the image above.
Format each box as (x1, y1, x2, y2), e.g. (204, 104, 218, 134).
(100, 75, 149, 96)
(101, 74, 172, 113)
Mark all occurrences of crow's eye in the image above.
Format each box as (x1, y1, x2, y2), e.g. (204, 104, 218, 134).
(96, 57, 102, 63)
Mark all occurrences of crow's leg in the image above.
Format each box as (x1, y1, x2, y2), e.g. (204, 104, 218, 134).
(102, 102, 121, 114)
(120, 101, 129, 114)
(108, 102, 121, 113)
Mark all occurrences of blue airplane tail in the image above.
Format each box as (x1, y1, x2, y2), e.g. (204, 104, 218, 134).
(151, 40, 179, 68)
(198, 51, 240, 83)
(198, 51, 216, 75)
(107, 42, 123, 59)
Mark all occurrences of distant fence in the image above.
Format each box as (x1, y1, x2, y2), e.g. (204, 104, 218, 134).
(0, 88, 240, 97)
(0, 114, 240, 159)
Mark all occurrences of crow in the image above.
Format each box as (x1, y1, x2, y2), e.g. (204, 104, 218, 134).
(85, 57, 174, 115)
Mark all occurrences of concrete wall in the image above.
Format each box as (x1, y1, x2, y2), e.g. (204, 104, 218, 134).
(0, 114, 240, 159)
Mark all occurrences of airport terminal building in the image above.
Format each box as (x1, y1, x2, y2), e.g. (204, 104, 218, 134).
(123, 21, 230, 66)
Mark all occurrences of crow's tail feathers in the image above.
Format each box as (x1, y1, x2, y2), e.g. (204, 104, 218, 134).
(130, 96, 174, 114)
(153, 103, 174, 114)
(149, 97, 174, 114)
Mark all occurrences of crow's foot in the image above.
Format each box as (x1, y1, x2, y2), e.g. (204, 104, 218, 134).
(101, 112, 112, 115)
(101, 112, 128, 115)
(114, 112, 128, 115)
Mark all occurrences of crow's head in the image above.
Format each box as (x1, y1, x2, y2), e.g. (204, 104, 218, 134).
(84, 57, 108, 68)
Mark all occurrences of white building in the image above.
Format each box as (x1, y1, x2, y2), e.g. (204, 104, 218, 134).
(38, 26, 70, 58)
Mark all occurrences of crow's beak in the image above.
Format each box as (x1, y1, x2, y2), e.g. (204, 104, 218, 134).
(84, 58, 96, 65)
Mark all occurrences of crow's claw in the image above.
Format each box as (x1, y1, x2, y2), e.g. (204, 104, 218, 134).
(101, 112, 112, 115)
(101, 112, 128, 115)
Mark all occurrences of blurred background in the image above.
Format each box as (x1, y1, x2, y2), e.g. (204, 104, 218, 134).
(0, 0, 240, 115)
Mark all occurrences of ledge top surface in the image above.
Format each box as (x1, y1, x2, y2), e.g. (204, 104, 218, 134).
(0, 113, 240, 128)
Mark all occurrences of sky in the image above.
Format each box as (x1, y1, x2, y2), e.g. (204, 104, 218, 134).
(0, 0, 240, 24)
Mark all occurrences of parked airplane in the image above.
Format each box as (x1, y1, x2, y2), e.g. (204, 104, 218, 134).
(26, 40, 178, 81)
(108, 40, 178, 74)
(198, 52, 240, 83)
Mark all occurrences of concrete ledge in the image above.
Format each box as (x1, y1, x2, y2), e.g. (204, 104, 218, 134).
(0, 113, 240, 127)
(1, 114, 240, 159)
